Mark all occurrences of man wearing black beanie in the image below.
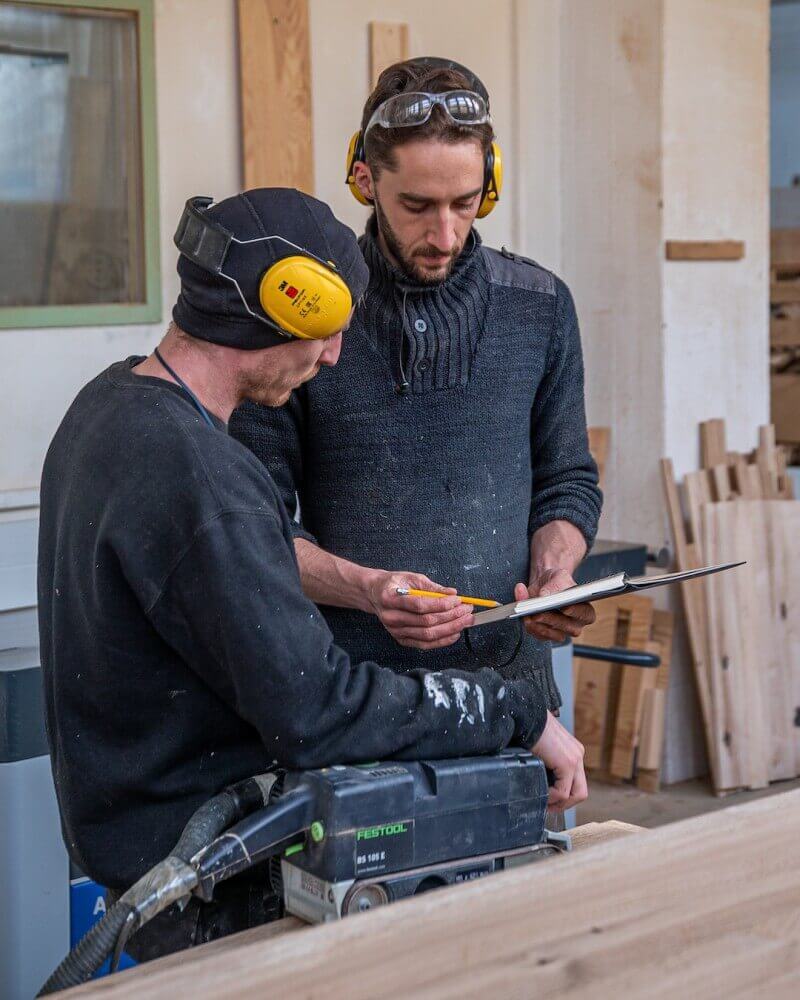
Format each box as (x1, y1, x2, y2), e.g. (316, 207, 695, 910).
(38, 187, 585, 962)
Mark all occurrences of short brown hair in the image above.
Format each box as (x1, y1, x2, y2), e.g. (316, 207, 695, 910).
(360, 61, 494, 178)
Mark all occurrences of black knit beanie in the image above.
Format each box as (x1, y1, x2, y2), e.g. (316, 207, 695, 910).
(172, 188, 369, 349)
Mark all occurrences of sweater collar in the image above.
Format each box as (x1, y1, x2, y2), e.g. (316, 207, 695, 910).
(359, 215, 482, 298)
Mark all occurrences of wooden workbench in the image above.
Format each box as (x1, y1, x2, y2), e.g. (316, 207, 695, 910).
(65, 793, 800, 998)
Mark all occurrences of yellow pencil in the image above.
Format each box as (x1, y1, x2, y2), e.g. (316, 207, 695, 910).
(395, 587, 500, 609)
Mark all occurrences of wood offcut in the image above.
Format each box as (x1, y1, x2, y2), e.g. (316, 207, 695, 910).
(237, 0, 314, 192)
(661, 419, 798, 794)
(665, 240, 745, 261)
(368, 22, 409, 88)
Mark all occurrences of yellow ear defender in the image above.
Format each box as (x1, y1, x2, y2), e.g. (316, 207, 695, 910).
(174, 197, 352, 342)
(258, 255, 353, 340)
(345, 131, 371, 206)
(476, 141, 503, 219)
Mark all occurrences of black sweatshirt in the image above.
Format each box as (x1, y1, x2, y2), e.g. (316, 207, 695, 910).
(37, 358, 546, 891)
(230, 226, 602, 708)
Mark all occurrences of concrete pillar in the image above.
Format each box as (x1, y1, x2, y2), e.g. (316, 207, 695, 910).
(515, 0, 769, 782)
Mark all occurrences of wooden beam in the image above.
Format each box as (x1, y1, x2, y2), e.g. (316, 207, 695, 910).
(771, 227, 800, 264)
(699, 418, 726, 470)
(237, 0, 314, 192)
(771, 316, 800, 348)
(66, 792, 800, 998)
(368, 21, 409, 89)
(665, 240, 744, 261)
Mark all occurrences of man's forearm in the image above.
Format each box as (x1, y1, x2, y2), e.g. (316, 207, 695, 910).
(294, 538, 380, 612)
(529, 519, 587, 581)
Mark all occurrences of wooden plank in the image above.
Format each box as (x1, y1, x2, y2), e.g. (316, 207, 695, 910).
(757, 425, 780, 499)
(587, 426, 610, 491)
(771, 315, 800, 348)
(368, 21, 409, 89)
(608, 638, 657, 780)
(636, 609, 675, 790)
(665, 239, 744, 261)
(771, 373, 800, 445)
(763, 501, 800, 775)
(771, 226, 800, 263)
(608, 597, 655, 779)
(699, 418, 726, 469)
(66, 791, 800, 1000)
(730, 452, 755, 498)
(659, 459, 717, 784)
(237, 0, 314, 192)
(703, 502, 771, 790)
(777, 446, 795, 500)
(573, 601, 619, 770)
(745, 462, 764, 499)
(636, 687, 665, 778)
(710, 463, 734, 501)
(770, 281, 800, 305)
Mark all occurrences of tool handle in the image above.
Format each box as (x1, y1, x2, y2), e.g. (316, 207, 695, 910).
(572, 644, 661, 669)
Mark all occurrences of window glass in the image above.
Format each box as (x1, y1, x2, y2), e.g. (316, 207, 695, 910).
(0, 3, 145, 307)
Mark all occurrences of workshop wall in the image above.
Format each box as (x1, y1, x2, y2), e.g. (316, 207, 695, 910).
(662, 0, 769, 480)
(0, 0, 242, 498)
(0, 0, 535, 498)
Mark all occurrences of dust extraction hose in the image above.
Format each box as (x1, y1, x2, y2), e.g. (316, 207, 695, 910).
(37, 773, 278, 996)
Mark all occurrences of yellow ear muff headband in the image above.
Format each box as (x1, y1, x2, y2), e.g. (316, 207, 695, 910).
(174, 197, 352, 341)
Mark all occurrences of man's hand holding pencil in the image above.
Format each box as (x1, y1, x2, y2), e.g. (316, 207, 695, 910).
(365, 571, 474, 650)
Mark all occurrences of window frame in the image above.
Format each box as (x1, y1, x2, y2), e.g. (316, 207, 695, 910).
(0, 0, 161, 329)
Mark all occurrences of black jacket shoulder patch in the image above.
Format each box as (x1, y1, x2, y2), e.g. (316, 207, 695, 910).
(482, 245, 556, 296)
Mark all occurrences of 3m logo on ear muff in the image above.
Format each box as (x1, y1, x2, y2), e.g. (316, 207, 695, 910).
(278, 280, 299, 299)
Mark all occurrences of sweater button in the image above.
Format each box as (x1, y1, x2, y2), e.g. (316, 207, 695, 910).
(414, 318, 427, 333)
(416, 359, 430, 374)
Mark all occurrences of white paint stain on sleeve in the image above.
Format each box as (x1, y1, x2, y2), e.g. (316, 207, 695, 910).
(475, 684, 486, 722)
(424, 673, 451, 710)
(452, 678, 475, 726)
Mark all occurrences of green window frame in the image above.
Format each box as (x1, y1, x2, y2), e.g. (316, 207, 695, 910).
(0, 0, 161, 329)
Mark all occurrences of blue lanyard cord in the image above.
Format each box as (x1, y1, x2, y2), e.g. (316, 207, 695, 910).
(154, 347, 216, 430)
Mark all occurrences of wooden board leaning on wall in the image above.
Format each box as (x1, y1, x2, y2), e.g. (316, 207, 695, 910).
(573, 596, 674, 792)
(661, 419, 798, 794)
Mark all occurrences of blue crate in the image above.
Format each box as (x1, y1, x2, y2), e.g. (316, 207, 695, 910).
(70, 876, 137, 977)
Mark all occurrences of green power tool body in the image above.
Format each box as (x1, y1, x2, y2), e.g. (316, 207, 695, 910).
(41, 748, 569, 992)
(195, 747, 570, 923)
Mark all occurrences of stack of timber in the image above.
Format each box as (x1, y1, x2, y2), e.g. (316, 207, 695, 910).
(65, 791, 800, 999)
(587, 425, 610, 491)
(661, 419, 799, 794)
(771, 227, 800, 463)
(574, 597, 675, 793)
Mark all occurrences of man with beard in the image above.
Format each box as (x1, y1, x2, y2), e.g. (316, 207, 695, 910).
(230, 59, 602, 769)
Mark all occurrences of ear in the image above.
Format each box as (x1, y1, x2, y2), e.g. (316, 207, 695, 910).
(352, 161, 375, 204)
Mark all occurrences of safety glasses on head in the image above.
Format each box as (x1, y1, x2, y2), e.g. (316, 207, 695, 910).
(364, 90, 491, 135)
(174, 197, 353, 342)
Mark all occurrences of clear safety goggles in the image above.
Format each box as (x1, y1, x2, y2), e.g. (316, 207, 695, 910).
(365, 90, 491, 134)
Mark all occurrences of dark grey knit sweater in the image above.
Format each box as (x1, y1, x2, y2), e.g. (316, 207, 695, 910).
(230, 223, 601, 708)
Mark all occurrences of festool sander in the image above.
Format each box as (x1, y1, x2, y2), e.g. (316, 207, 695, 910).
(40, 748, 568, 993)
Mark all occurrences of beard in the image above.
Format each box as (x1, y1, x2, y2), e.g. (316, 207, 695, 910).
(373, 196, 462, 286)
